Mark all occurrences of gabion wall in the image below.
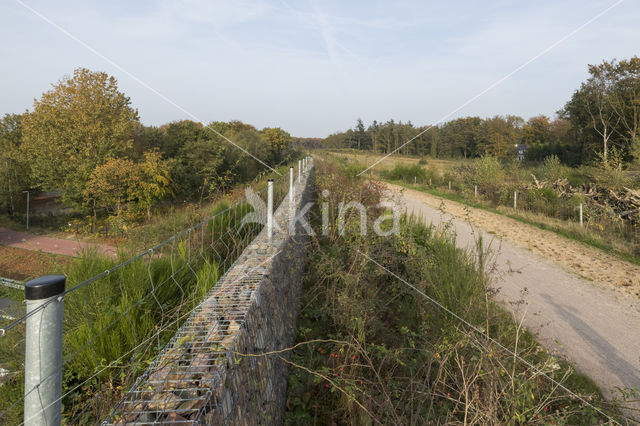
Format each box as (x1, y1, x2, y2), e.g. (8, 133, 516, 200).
(108, 167, 314, 425)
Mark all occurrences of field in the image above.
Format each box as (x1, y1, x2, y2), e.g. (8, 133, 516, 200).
(327, 150, 640, 264)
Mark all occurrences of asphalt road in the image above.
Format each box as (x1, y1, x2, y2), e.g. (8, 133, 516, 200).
(389, 185, 640, 419)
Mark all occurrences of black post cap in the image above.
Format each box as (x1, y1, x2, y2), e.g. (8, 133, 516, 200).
(268, 178, 274, 182)
(25, 275, 66, 300)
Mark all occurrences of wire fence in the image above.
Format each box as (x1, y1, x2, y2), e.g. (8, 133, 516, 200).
(0, 169, 295, 424)
(401, 176, 640, 256)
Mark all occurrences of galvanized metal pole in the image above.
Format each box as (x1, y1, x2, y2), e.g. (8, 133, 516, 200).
(24, 275, 65, 426)
(267, 179, 274, 241)
(579, 203, 583, 227)
(23, 190, 30, 230)
(289, 166, 294, 204)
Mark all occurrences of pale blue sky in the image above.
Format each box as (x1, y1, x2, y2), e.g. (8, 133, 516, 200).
(1, 0, 638, 137)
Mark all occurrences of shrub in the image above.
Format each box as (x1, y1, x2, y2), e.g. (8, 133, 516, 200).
(456, 156, 505, 201)
(539, 155, 571, 183)
(417, 157, 428, 165)
(381, 164, 427, 183)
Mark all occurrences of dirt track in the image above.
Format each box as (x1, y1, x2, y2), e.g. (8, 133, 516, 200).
(384, 183, 640, 299)
(385, 183, 640, 417)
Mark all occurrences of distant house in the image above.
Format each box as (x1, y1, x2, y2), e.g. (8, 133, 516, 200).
(515, 144, 528, 161)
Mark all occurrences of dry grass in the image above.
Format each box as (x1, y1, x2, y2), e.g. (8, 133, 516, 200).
(324, 150, 467, 175)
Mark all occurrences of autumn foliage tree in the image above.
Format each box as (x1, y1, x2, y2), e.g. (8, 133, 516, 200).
(22, 68, 139, 208)
(262, 127, 291, 162)
(84, 152, 170, 220)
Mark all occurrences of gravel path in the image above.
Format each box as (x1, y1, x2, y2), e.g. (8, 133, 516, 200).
(386, 183, 640, 417)
(0, 227, 117, 257)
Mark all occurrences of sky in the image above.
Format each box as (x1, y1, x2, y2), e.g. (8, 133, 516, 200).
(0, 0, 639, 137)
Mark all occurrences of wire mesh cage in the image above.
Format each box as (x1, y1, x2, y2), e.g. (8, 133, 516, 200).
(0, 164, 308, 425)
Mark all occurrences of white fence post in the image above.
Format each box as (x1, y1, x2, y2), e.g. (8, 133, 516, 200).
(474, 185, 477, 197)
(267, 179, 274, 241)
(298, 160, 301, 182)
(24, 275, 65, 426)
(513, 191, 517, 210)
(580, 203, 583, 227)
(448, 181, 451, 190)
(289, 166, 294, 204)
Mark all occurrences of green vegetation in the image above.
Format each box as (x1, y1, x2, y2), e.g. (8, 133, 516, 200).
(0, 67, 301, 237)
(381, 163, 427, 183)
(336, 148, 639, 261)
(0, 198, 264, 423)
(323, 57, 640, 170)
(285, 159, 620, 424)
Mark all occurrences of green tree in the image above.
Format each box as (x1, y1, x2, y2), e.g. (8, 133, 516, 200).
(175, 137, 230, 203)
(84, 152, 170, 220)
(0, 113, 29, 214)
(521, 115, 552, 145)
(130, 151, 171, 220)
(21, 68, 139, 209)
(478, 115, 522, 159)
(262, 127, 291, 162)
(562, 57, 640, 165)
(84, 158, 138, 218)
(159, 120, 203, 157)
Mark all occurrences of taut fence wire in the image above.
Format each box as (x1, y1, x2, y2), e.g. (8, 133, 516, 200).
(0, 163, 301, 424)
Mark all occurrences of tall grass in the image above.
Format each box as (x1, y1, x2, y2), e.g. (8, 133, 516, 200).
(0, 198, 263, 423)
(284, 159, 622, 424)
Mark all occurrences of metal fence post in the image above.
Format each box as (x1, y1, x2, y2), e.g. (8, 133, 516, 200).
(474, 185, 477, 197)
(448, 181, 451, 190)
(267, 179, 274, 241)
(513, 191, 517, 210)
(23, 190, 30, 230)
(298, 160, 301, 182)
(579, 203, 583, 227)
(289, 166, 294, 204)
(24, 275, 65, 426)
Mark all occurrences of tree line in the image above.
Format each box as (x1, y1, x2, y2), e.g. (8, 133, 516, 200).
(324, 57, 640, 167)
(0, 68, 298, 224)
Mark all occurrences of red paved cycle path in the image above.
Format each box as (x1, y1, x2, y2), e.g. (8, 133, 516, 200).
(0, 227, 117, 257)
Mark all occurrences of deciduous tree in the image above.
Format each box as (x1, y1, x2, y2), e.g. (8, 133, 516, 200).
(22, 68, 139, 208)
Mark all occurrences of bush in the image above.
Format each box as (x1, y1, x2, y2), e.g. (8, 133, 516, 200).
(418, 157, 428, 165)
(456, 156, 506, 200)
(381, 164, 427, 183)
(538, 155, 571, 183)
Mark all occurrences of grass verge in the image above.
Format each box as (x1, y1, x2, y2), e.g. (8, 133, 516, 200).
(389, 180, 640, 267)
(284, 159, 627, 424)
